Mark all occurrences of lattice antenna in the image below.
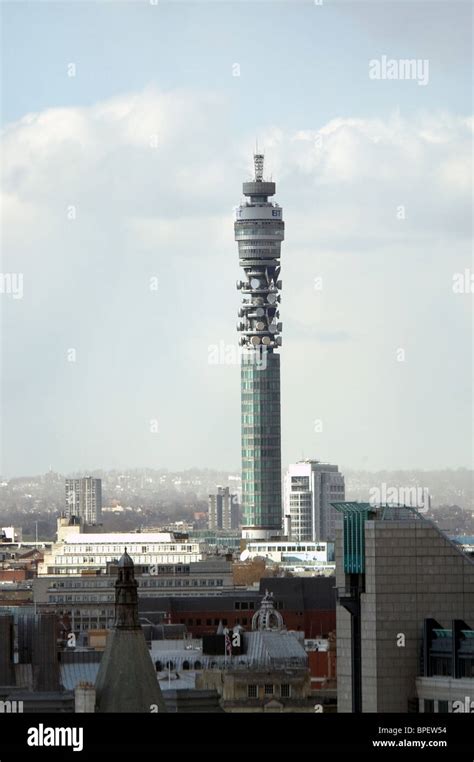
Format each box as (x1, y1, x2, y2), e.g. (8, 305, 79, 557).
(254, 152, 264, 182)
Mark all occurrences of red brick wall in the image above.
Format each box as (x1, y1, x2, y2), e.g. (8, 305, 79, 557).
(308, 649, 336, 680)
(0, 569, 27, 581)
(169, 608, 335, 638)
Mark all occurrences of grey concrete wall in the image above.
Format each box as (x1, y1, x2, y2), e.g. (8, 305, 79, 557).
(336, 518, 474, 713)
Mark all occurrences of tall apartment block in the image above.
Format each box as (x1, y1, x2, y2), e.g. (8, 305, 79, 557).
(65, 476, 102, 525)
(284, 460, 345, 542)
(208, 487, 240, 530)
(333, 502, 474, 713)
(235, 154, 284, 541)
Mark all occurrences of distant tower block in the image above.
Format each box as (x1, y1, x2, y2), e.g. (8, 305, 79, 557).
(234, 153, 284, 541)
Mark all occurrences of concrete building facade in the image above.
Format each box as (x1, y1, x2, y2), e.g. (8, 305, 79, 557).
(334, 503, 474, 713)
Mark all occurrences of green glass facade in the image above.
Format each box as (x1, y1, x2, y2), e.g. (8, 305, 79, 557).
(241, 352, 281, 530)
(332, 502, 371, 574)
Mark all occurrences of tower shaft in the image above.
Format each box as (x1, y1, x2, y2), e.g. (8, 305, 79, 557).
(234, 154, 284, 539)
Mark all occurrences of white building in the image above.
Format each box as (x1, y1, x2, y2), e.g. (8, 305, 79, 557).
(243, 540, 333, 567)
(38, 520, 206, 576)
(284, 460, 345, 542)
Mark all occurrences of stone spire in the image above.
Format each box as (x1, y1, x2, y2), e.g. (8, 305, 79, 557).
(95, 550, 167, 713)
(114, 548, 140, 629)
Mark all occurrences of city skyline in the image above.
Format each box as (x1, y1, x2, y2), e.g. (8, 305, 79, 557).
(2, 1, 472, 478)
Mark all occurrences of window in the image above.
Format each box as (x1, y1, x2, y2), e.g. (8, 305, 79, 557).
(182, 660, 190, 671)
(460, 658, 474, 678)
(431, 656, 452, 677)
(423, 699, 435, 713)
(280, 684, 291, 698)
(247, 685, 258, 699)
(264, 684, 274, 696)
(194, 661, 202, 670)
(196, 619, 201, 626)
(438, 700, 449, 713)
(206, 619, 212, 626)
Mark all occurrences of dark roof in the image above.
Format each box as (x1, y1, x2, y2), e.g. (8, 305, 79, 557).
(258, 577, 336, 609)
(139, 593, 260, 614)
(137, 579, 336, 614)
(118, 550, 134, 568)
(95, 628, 167, 713)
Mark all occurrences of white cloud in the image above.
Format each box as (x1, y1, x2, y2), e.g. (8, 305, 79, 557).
(1, 88, 472, 474)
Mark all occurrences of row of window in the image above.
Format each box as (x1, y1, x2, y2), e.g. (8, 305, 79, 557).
(430, 656, 474, 677)
(52, 556, 201, 571)
(63, 544, 196, 554)
(50, 595, 113, 603)
(247, 684, 291, 698)
(178, 617, 249, 627)
(49, 577, 225, 600)
(250, 545, 325, 553)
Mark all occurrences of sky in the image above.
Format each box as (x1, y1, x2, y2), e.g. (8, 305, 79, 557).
(1, 0, 472, 477)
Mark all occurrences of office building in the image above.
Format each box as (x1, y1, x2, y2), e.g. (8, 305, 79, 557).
(208, 487, 239, 530)
(334, 502, 474, 713)
(243, 539, 334, 574)
(284, 460, 345, 542)
(65, 477, 102, 525)
(34, 558, 234, 635)
(235, 153, 284, 540)
(415, 619, 474, 712)
(38, 518, 206, 576)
